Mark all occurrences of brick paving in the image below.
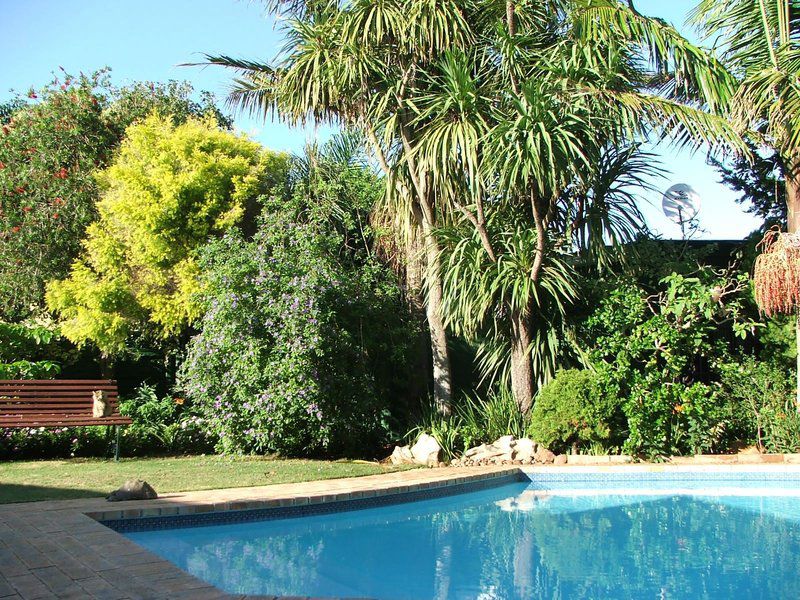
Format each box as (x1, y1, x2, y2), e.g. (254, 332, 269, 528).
(0, 466, 516, 599)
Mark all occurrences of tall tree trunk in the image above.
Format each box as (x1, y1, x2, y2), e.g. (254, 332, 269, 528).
(507, 189, 548, 415)
(786, 157, 800, 233)
(405, 208, 433, 406)
(510, 307, 535, 414)
(787, 155, 800, 411)
(421, 219, 453, 416)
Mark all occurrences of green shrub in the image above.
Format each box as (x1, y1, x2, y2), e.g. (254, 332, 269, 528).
(179, 155, 417, 457)
(623, 379, 726, 457)
(529, 368, 624, 454)
(719, 357, 800, 453)
(0, 426, 110, 459)
(583, 270, 760, 457)
(457, 387, 528, 450)
(118, 384, 216, 456)
(0, 321, 61, 379)
(405, 400, 464, 462)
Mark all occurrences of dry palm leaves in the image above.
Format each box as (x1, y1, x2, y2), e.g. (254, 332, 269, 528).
(754, 229, 800, 316)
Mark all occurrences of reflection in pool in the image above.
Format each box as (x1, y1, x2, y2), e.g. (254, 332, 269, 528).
(126, 482, 800, 599)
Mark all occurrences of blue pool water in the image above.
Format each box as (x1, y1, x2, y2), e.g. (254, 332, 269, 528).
(125, 480, 800, 599)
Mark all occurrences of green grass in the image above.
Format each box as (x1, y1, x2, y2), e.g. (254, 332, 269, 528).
(0, 455, 413, 504)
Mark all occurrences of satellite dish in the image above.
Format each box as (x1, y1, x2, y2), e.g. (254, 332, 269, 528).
(662, 183, 701, 225)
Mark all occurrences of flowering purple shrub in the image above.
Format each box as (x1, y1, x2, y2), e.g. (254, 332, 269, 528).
(179, 183, 418, 456)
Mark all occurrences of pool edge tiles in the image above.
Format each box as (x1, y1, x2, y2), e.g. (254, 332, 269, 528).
(520, 464, 800, 496)
(98, 469, 524, 533)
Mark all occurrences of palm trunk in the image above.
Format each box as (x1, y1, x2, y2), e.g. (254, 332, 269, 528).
(787, 156, 800, 411)
(786, 158, 800, 233)
(510, 307, 535, 414)
(421, 219, 453, 416)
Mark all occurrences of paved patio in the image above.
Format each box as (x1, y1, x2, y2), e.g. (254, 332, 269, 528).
(0, 466, 516, 600)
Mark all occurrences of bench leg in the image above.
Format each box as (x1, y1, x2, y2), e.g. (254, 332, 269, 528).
(114, 425, 121, 462)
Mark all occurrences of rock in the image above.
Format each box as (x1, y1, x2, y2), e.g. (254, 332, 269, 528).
(411, 433, 441, 466)
(389, 445, 415, 465)
(494, 435, 515, 451)
(554, 454, 568, 466)
(464, 444, 487, 458)
(478, 445, 510, 462)
(534, 447, 556, 464)
(513, 437, 536, 462)
(107, 480, 157, 502)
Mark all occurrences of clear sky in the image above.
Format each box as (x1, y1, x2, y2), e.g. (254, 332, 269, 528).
(2, 0, 762, 240)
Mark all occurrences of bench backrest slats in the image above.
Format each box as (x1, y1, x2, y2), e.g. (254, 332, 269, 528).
(0, 379, 131, 428)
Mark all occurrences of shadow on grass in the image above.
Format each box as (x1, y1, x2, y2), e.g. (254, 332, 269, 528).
(0, 483, 107, 504)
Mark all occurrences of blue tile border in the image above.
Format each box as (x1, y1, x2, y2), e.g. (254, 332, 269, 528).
(523, 470, 800, 482)
(521, 470, 800, 491)
(101, 472, 524, 533)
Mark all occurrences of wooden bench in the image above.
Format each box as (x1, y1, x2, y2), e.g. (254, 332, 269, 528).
(0, 379, 131, 460)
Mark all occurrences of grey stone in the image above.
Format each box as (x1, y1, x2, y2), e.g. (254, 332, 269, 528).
(512, 437, 536, 462)
(410, 433, 441, 466)
(389, 445, 415, 465)
(534, 447, 556, 464)
(493, 435, 515, 452)
(107, 480, 158, 502)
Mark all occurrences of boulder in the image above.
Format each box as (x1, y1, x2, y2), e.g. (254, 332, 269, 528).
(512, 438, 536, 462)
(534, 447, 556, 464)
(464, 444, 487, 458)
(107, 480, 157, 502)
(554, 454, 568, 466)
(472, 445, 508, 463)
(411, 433, 441, 466)
(494, 435, 515, 452)
(389, 445, 415, 465)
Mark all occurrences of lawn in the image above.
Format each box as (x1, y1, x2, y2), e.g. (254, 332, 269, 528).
(0, 455, 412, 504)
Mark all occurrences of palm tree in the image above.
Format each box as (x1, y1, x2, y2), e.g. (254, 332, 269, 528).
(203, 1, 484, 415)
(691, 0, 799, 216)
(412, 0, 746, 412)
(205, 0, 748, 415)
(689, 0, 800, 407)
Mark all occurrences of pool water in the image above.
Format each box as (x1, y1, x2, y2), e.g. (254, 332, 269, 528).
(125, 481, 800, 599)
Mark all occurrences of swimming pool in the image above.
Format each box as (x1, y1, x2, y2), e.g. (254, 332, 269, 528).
(116, 472, 800, 599)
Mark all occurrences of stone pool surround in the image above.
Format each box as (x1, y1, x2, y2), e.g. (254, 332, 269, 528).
(3, 463, 800, 599)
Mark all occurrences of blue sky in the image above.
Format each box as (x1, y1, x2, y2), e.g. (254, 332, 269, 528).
(2, 0, 762, 239)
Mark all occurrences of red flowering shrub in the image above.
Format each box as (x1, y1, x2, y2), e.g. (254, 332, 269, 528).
(0, 71, 116, 319)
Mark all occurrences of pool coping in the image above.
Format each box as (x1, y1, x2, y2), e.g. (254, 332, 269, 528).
(3, 463, 800, 599)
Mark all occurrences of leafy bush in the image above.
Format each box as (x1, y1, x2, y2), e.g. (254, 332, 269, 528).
(719, 357, 800, 453)
(457, 387, 528, 449)
(0, 321, 61, 379)
(118, 384, 215, 456)
(405, 387, 530, 461)
(529, 368, 624, 454)
(179, 151, 417, 457)
(585, 270, 759, 457)
(624, 380, 726, 457)
(0, 426, 110, 459)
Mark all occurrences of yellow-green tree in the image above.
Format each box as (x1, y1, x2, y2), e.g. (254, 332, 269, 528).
(47, 114, 288, 354)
